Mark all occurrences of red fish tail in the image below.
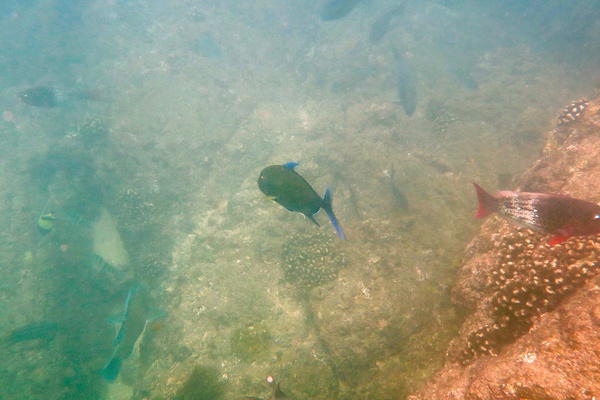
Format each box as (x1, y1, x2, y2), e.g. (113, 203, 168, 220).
(473, 183, 496, 219)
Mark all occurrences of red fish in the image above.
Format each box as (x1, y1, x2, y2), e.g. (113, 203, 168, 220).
(473, 183, 600, 246)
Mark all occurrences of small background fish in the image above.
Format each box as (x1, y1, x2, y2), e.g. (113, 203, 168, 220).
(389, 164, 409, 211)
(320, 0, 364, 21)
(18, 86, 99, 107)
(369, 3, 406, 44)
(391, 47, 417, 116)
(0, 321, 60, 346)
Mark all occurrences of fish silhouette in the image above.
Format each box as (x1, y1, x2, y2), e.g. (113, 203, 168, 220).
(474, 183, 600, 245)
(258, 162, 346, 240)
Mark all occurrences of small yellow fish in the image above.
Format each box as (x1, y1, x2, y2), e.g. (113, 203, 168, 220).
(37, 196, 54, 235)
(37, 212, 55, 235)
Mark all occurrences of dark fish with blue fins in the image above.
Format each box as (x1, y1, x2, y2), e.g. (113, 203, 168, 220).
(102, 283, 165, 383)
(258, 162, 346, 240)
(320, 0, 364, 21)
(369, 3, 406, 44)
(392, 47, 417, 116)
(18, 85, 99, 108)
(473, 183, 600, 246)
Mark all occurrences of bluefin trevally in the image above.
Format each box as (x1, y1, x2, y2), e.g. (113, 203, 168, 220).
(102, 283, 165, 383)
(258, 162, 346, 240)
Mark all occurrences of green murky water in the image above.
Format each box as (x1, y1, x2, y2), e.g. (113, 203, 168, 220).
(0, 1, 598, 399)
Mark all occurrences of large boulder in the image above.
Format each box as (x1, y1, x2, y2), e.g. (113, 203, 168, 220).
(409, 98, 600, 399)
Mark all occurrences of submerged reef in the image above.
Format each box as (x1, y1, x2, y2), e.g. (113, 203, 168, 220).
(64, 119, 110, 148)
(281, 231, 348, 291)
(408, 99, 600, 399)
(556, 98, 588, 125)
(174, 365, 224, 400)
(457, 228, 600, 364)
(230, 322, 272, 362)
(116, 188, 156, 233)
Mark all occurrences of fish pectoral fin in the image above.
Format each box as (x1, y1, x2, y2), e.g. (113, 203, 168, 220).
(112, 326, 125, 347)
(107, 313, 125, 325)
(148, 307, 167, 321)
(307, 214, 320, 226)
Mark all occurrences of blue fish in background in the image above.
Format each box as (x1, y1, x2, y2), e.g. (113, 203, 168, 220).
(448, 65, 479, 91)
(369, 3, 406, 44)
(18, 86, 100, 108)
(320, 0, 364, 21)
(102, 284, 165, 383)
(258, 162, 346, 240)
(391, 47, 417, 116)
(0, 321, 60, 346)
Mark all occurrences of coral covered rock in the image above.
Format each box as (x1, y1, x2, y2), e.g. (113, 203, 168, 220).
(409, 98, 600, 399)
(281, 231, 348, 291)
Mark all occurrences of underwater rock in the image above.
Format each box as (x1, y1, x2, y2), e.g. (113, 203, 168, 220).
(408, 99, 600, 398)
(175, 365, 224, 400)
(58, 119, 110, 149)
(116, 188, 156, 234)
(453, 228, 600, 364)
(431, 111, 457, 136)
(230, 323, 272, 363)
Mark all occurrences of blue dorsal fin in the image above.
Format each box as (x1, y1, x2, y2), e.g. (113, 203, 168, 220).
(283, 162, 299, 170)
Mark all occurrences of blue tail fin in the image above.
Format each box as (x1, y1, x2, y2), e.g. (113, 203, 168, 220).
(323, 187, 346, 240)
(102, 356, 123, 383)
